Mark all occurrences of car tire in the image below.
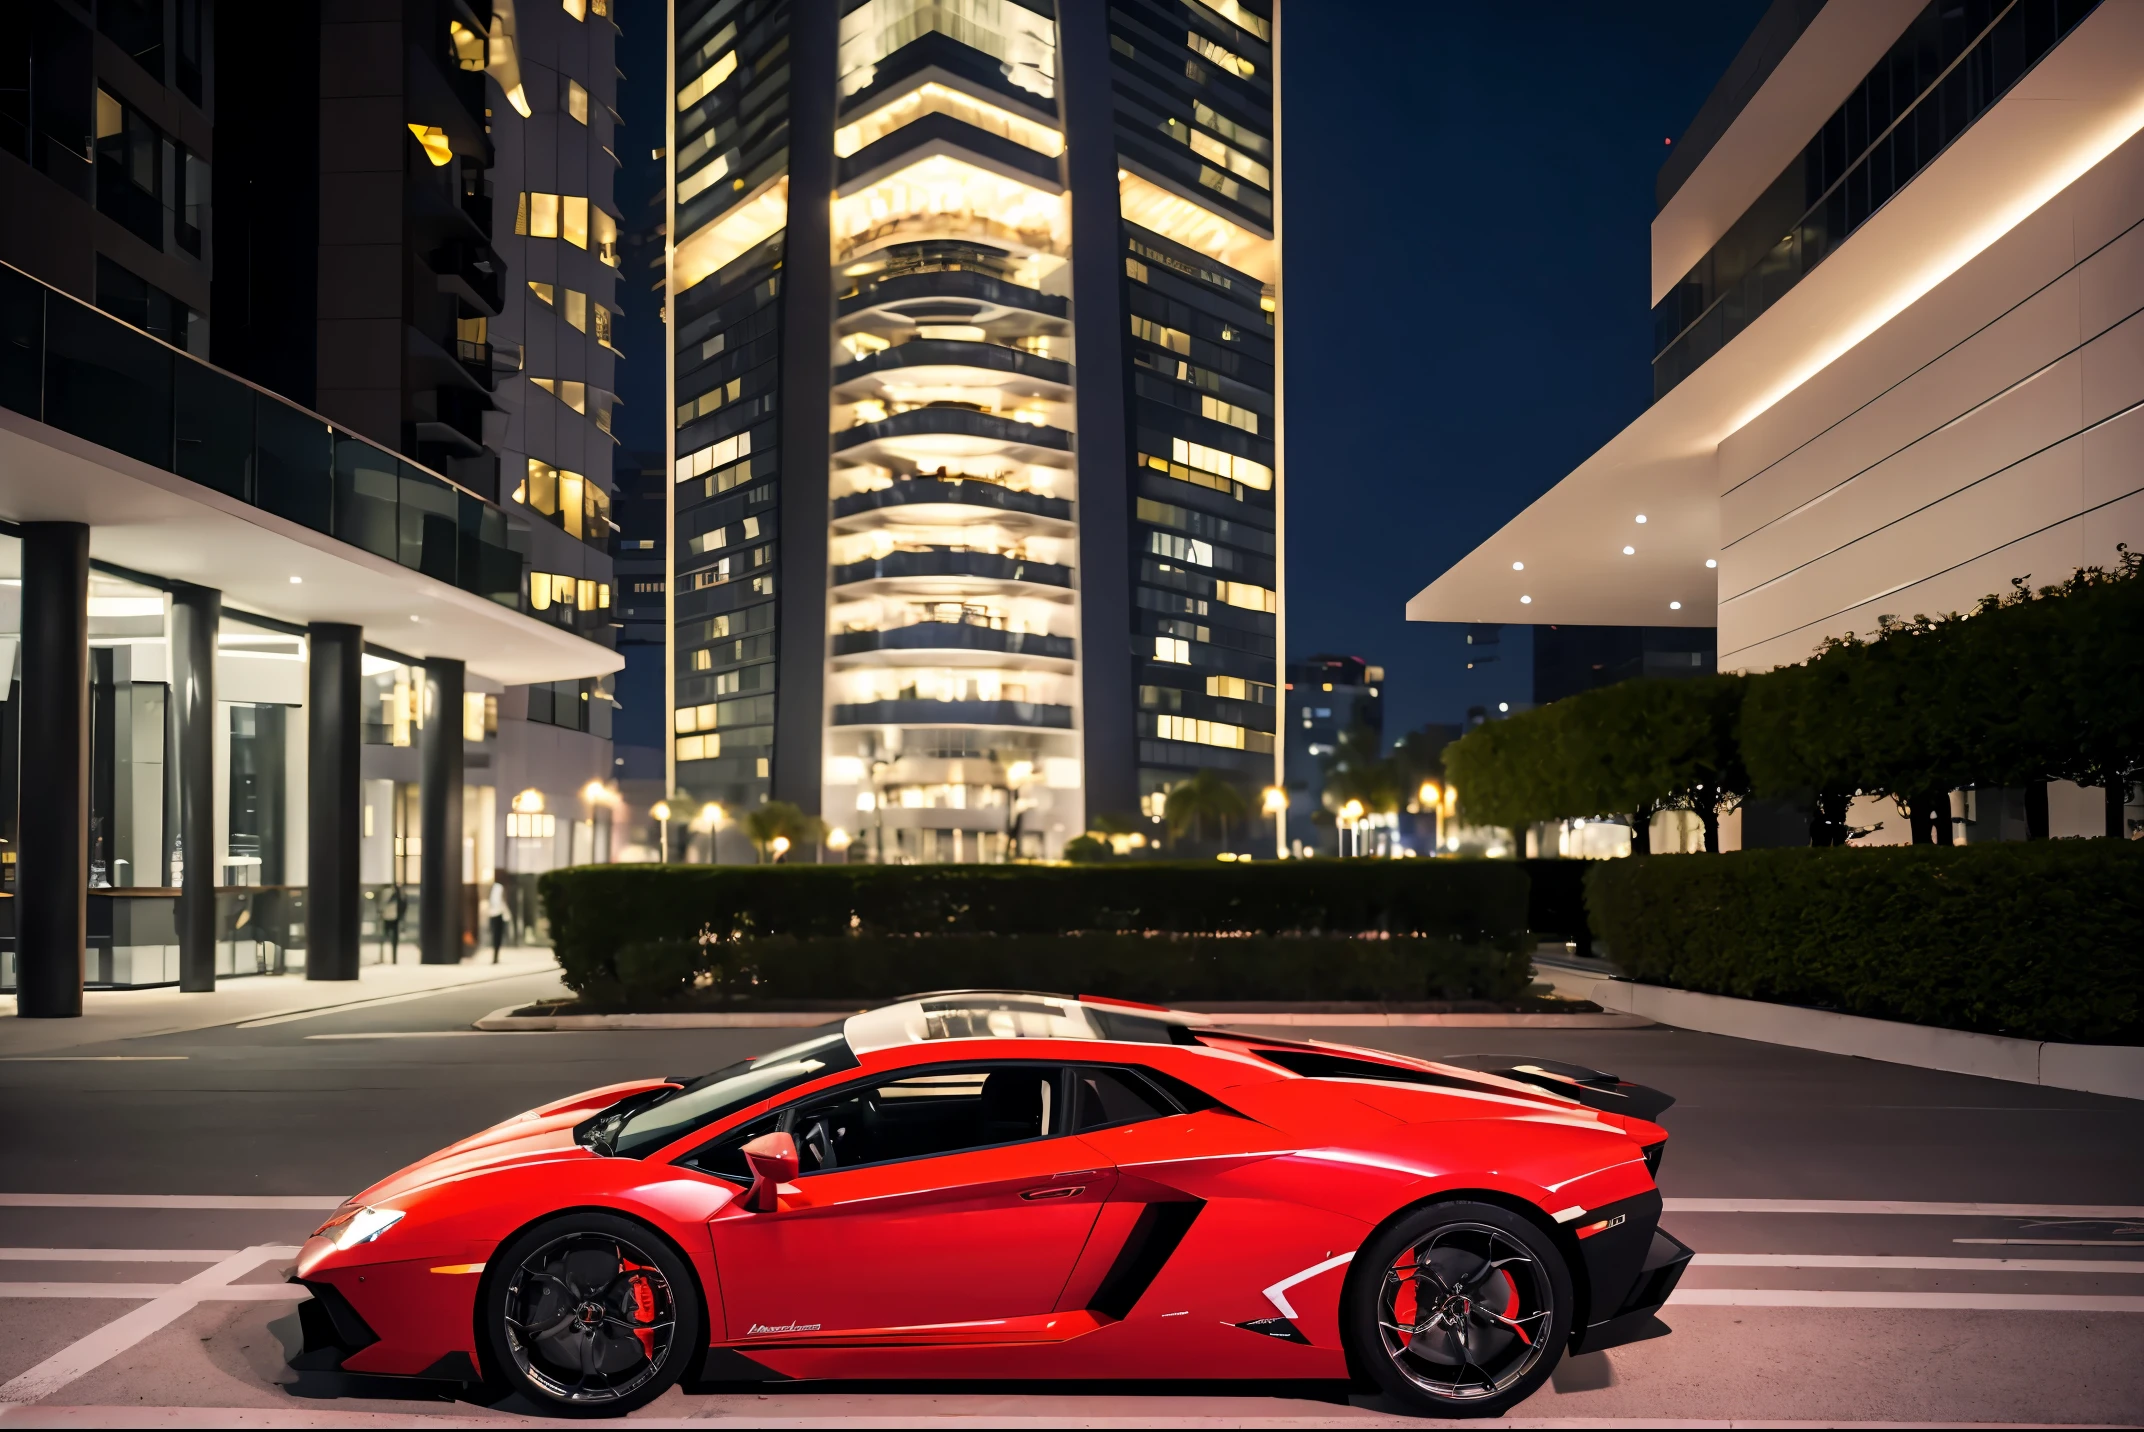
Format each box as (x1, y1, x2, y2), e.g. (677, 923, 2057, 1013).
(1343, 1200, 1572, 1419)
(482, 1211, 701, 1417)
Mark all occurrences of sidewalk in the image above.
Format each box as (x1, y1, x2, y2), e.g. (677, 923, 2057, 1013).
(0, 949, 562, 1057)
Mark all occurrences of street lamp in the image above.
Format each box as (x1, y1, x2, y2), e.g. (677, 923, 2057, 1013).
(1342, 798, 1365, 858)
(827, 827, 852, 863)
(692, 802, 725, 864)
(1261, 786, 1288, 860)
(1418, 780, 1443, 854)
(650, 800, 671, 863)
(769, 834, 791, 864)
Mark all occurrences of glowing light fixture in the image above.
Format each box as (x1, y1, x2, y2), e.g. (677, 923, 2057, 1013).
(407, 125, 453, 166)
(1623, 545, 1635, 555)
(1634, 514, 1648, 524)
(1511, 561, 1524, 571)
(1519, 595, 1532, 605)
(1706, 559, 1718, 569)
(1669, 601, 1683, 611)
(511, 788, 545, 814)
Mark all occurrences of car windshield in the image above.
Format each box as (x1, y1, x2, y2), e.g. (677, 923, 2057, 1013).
(593, 1030, 859, 1159)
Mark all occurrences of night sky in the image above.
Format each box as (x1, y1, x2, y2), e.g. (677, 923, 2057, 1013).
(609, 1, 1773, 743)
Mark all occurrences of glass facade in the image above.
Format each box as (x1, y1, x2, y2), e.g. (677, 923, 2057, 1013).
(1653, 0, 2100, 399)
(668, 0, 1278, 859)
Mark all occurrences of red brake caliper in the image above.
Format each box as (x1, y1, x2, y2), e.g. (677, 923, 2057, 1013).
(1391, 1250, 1417, 1347)
(620, 1261, 658, 1359)
(1496, 1268, 1528, 1344)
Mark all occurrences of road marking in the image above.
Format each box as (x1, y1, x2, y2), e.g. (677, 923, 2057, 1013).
(1957, 1238, 2144, 1247)
(0, 1245, 294, 1404)
(304, 1030, 539, 1039)
(0, 1250, 238, 1262)
(0, 1282, 308, 1300)
(1671, 1288, 2144, 1311)
(1664, 1198, 2144, 1218)
(0, 1057, 189, 1062)
(1692, 1253, 2144, 1274)
(235, 975, 542, 1029)
(0, 1195, 344, 1210)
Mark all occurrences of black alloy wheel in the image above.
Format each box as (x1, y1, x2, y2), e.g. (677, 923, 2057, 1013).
(483, 1212, 700, 1416)
(1343, 1200, 1572, 1418)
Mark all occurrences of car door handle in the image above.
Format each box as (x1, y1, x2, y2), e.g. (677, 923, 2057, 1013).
(1021, 1185, 1084, 1201)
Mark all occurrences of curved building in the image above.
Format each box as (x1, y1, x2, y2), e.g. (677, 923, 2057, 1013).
(667, 0, 1283, 860)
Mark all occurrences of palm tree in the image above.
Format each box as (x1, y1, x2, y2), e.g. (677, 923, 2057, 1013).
(1163, 769, 1248, 848)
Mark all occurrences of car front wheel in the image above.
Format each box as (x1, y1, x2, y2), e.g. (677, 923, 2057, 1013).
(482, 1212, 700, 1416)
(1344, 1199, 1572, 1418)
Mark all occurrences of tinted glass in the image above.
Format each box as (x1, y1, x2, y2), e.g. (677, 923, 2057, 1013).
(254, 402, 331, 532)
(1070, 1067, 1174, 1131)
(332, 437, 398, 559)
(399, 465, 458, 583)
(0, 267, 44, 419)
(779, 1063, 1062, 1175)
(610, 1030, 856, 1158)
(44, 298, 172, 469)
(174, 361, 252, 499)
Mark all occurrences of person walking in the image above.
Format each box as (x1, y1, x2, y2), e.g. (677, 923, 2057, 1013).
(486, 880, 509, 963)
(381, 882, 405, 964)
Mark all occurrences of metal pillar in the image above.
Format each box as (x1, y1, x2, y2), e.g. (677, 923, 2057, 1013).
(306, 624, 362, 980)
(17, 524, 90, 1017)
(171, 586, 219, 991)
(419, 657, 464, 964)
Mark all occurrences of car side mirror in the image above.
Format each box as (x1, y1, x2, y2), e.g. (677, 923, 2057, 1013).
(740, 1131, 799, 1213)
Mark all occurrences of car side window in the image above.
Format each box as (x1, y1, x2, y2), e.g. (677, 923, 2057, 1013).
(1069, 1066, 1177, 1132)
(682, 1063, 1065, 1180)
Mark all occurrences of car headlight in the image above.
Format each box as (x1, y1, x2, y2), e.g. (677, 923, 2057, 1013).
(313, 1205, 406, 1250)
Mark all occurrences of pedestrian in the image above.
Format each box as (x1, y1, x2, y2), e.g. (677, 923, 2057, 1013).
(487, 879, 509, 963)
(381, 882, 405, 964)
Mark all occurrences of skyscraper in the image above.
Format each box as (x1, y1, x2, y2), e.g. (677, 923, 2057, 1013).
(666, 0, 1281, 861)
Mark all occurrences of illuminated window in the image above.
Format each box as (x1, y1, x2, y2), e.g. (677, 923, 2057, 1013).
(1206, 675, 1246, 701)
(564, 78, 589, 123)
(561, 0, 586, 19)
(1118, 171, 1274, 283)
(560, 470, 585, 538)
(1195, 99, 1268, 156)
(525, 459, 559, 515)
(528, 280, 554, 304)
(1216, 581, 1275, 613)
(1200, 394, 1258, 434)
(1172, 436, 1270, 490)
(829, 155, 1068, 264)
(1150, 531, 1213, 567)
(507, 811, 557, 838)
(839, 0, 1057, 100)
(1155, 636, 1191, 665)
(675, 429, 753, 483)
(1155, 714, 1244, 749)
(562, 195, 588, 248)
(1165, 117, 1270, 190)
(463, 692, 491, 740)
(1130, 315, 1190, 354)
(1193, 0, 1268, 41)
(448, 18, 486, 68)
(1186, 31, 1253, 77)
(564, 289, 587, 331)
(677, 376, 742, 428)
(677, 50, 737, 111)
(592, 207, 619, 268)
(407, 124, 452, 166)
(834, 81, 1064, 158)
(526, 192, 559, 238)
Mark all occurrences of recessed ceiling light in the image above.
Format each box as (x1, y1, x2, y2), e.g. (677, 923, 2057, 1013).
(1622, 545, 1635, 555)
(1635, 514, 1648, 524)
(1511, 561, 1524, 571)
(1706, 559, 1718, 568)
(409, 615, 421, 623)
(1669, 601, 1682, 610)
(289, 575, 303, 585)
(1519, 595, 1532, 605)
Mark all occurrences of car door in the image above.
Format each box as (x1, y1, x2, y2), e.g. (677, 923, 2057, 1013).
(691, 1061, 1115, 1342)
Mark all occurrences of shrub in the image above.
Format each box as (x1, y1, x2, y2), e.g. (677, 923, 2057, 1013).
(1584, 843, 2144, 1042)
(539, 860, 1534, 1008)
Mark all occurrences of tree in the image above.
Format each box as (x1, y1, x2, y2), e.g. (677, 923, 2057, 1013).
(1163, 769, 1248, 847)
(1321, 724, 1403, 820)
(743, 801, 825, 862)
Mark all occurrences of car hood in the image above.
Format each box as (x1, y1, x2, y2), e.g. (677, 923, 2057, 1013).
(347, 1079, 672, 1209)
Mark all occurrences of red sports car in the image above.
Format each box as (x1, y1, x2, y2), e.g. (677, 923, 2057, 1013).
(293, 991, 1689, 1417)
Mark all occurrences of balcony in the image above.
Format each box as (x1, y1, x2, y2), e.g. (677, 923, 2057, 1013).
(833, 623, 1075, 661)
(835, 407, 1072, 469)
(0, 258, 523, 611)
(834, 338, 1070, 394)
(831, 548, 1072, 591)
(832, 698, 1072, 729)
(455, 338, 496, 391)
(833, 477, 1071, 525)
(428, 241, 504, 316)
(838, 268, 1067, 325)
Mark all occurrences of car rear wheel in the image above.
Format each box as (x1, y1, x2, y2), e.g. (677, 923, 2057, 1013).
(482, 1212, 699, 1417)
(1344, 1200, 1571, 1418)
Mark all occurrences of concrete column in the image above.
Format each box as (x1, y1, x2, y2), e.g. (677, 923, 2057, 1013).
(419, 657, 464, 964)
(306, 624, 362, 980)
(17, 524, 90, 1017)
(171, 585, 219, 991)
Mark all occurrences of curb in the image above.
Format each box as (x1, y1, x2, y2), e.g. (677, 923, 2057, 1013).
(474, 1004, 1655, 1032)
(1589, 981, 2144, 1101)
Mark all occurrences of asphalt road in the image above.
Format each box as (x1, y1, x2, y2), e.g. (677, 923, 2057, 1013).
(1, 970, 2140, 1427)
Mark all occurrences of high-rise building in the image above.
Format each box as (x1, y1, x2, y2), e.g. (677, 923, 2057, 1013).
(664, 0, 1282, 861)
(1282, 654, 1380, 855)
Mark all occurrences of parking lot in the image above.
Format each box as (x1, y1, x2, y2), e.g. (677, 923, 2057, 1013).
(2, 969, 2140, 1426)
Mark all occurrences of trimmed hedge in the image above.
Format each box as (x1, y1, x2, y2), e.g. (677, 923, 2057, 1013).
(1520, 859, 1593, 955)
(1585, 843, 2144, 1042)
(539, 861, 1532, 1008)
(587, 933, 1532, 1010)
